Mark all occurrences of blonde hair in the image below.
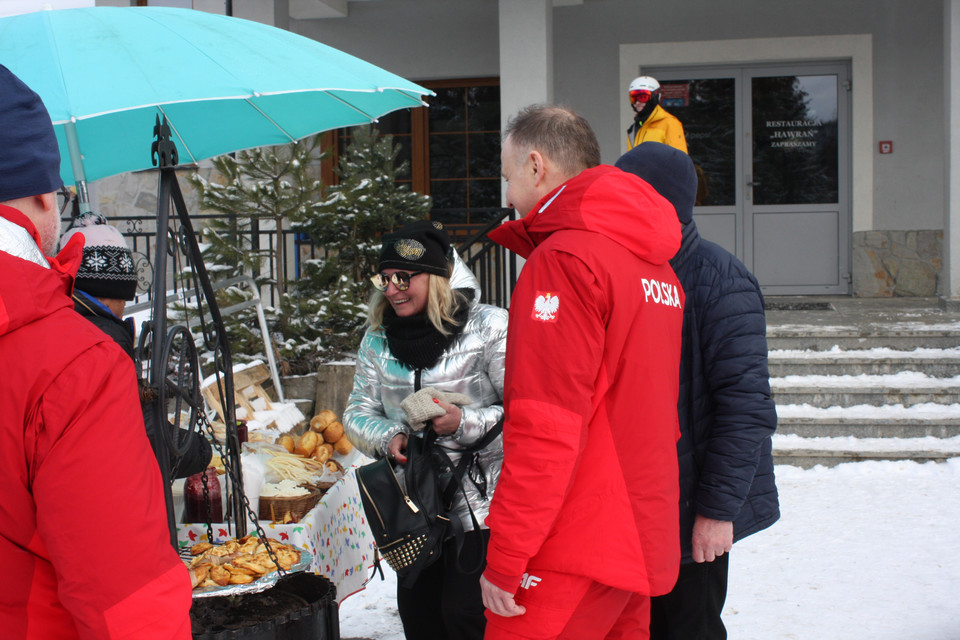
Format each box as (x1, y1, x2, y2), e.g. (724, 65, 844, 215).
(367, 267, 467, 335)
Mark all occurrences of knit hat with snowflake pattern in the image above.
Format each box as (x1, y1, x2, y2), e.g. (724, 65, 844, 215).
(60, 213, 138, 301)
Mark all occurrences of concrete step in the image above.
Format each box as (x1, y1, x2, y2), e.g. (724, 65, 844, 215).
(772, 384, 960, 407)
(773, 448, 960, 468)
(772, 434, 960, 468)
(766, 328, 960, 351)
(768, 350, 960, 377)
(776, 416, 960, 438)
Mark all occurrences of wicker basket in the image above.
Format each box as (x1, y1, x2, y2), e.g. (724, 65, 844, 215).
(259, 490, 321, 524)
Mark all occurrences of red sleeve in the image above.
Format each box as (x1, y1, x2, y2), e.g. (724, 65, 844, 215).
(484, 249, 606, 592)
(32, 343, 192, 639)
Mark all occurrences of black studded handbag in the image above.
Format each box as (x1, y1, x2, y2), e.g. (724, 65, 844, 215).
(356, 420, 502, 587)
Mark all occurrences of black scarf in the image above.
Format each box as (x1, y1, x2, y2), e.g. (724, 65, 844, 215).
(628, 95, 660, 136)
(383, 288, 473, 370)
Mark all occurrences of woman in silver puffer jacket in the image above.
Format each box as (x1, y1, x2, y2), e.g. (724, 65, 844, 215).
(343, 220, 507, 640)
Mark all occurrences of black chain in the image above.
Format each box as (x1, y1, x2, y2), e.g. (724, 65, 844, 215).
(198, 463, 214, 543)
(196, 409, 286, 576)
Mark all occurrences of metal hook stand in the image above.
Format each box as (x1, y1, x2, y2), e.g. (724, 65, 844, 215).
(146, 115, 247, 546)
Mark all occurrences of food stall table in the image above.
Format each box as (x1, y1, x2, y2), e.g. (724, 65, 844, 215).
(178, 464, 375, 603)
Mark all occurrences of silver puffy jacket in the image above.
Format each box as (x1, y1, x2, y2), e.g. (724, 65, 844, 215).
(343, 256, 507, 531)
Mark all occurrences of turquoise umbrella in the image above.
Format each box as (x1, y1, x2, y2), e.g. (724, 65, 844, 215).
(0, 6, 430, 204)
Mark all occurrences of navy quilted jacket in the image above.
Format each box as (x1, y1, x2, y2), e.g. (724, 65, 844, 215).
(670, 221, 779, 563)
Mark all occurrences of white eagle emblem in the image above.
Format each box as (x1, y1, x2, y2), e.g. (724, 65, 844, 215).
(533, 292, 560, 321)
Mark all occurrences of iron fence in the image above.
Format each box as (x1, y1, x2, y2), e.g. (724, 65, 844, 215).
(71, 208, 519, 310)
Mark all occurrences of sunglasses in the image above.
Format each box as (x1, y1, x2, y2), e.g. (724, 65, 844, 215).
(629, 89, 654, 104)
(370, 271, 424, 292)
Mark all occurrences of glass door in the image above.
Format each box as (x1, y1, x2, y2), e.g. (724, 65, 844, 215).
(651, 63, 851, 294)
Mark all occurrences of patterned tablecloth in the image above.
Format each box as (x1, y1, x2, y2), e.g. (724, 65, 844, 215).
(177, 463, 375, 603)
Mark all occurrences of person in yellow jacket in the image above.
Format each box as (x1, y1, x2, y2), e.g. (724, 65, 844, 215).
(627, 76, 688, 153)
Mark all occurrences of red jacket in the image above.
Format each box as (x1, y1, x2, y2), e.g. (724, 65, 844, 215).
(0, 206, 191, 639)
(484, 165, 684, 596)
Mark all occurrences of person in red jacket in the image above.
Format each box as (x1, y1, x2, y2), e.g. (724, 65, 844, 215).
(0, 64, 192, 639)
(481, 104, 685, 640)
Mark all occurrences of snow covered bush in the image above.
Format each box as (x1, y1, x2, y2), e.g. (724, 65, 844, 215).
(189, 126, 431, 374)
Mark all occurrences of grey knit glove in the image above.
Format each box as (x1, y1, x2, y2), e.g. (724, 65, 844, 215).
(400, 387, 473, 431)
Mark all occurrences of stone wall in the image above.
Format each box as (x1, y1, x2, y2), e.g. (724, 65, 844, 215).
(851, 230, 942, 297)
(92, 168, 209, 231)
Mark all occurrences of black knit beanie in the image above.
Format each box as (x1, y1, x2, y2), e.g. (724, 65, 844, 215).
(378, 220, 452, 276)
(60, 213, 138, 301)
(615, 141, 697, 225)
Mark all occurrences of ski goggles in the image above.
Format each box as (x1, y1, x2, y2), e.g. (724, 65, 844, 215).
(370, 271, 424, 292)
(629, 89, 654, 104)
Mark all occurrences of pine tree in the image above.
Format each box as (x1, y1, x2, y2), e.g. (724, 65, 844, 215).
(187, 135, 326, 365)
(280, 125, 432, 369)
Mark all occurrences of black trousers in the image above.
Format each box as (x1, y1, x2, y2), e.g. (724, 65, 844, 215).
(649, 552, 729, 640)
(397, 528, 489, 640)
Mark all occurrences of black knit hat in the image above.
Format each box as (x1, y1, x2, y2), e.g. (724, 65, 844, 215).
(60, 213, 138, 301)
(0, 64, 64, 202)
(378, 220, 452, 277)
(615, 141, 697, 225)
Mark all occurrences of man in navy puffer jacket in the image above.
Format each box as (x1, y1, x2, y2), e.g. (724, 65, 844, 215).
(616, 142, 780, 640)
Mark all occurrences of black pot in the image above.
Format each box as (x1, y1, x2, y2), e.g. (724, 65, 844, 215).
(191, 573, 339, 640)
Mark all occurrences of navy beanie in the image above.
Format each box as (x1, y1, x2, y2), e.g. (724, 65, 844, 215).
(379, 220, 452, 277)
(615, 141, 696, 225)
(0, 64, 64, 202)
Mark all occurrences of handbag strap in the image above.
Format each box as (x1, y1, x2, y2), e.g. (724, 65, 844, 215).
(429, 417, 503, 577)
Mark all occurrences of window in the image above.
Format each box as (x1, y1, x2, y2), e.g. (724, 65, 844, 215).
(325, 77, 502, 227)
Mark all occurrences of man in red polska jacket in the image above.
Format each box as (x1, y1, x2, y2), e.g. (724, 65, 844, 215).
(0, 64, 192, 640)
(481, 104, 684, 640)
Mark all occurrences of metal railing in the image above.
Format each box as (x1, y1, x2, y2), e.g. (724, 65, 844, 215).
(79, 209, 519, 310)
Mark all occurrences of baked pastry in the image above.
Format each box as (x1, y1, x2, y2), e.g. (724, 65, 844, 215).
(312, 443, 333, 464)
(294, 430, 319, 457)
(321, 420, 344, 443)
(333, 436, 353, 455)
(277, 434, 295, 453)
(310, 409, 338, 433)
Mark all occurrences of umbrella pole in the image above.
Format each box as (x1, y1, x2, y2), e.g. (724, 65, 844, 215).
(65, 121, 93, 215)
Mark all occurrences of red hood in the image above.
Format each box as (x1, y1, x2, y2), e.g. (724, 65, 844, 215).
(0, 205, 83, 337)
(488, 164, 680, 263)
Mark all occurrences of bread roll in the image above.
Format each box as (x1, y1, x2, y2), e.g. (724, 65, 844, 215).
(277, 434, 295, 454)
(294, 430, 319, 457)
(312, 443, 333, 464)
(322, 420, 345, 443)
(310, 409, 338, 433)
(333, 436, 354, 455)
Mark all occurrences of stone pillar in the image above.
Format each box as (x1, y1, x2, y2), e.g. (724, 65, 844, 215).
(498, 0, 552, 296)
(943, 0, 960, 309)
(498, 0, 553, 127)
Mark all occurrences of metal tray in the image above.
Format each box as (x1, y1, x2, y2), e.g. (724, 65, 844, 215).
(185, 548, 313, 599)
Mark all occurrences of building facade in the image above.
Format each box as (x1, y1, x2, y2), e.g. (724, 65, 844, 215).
(92, 0, 960, 301)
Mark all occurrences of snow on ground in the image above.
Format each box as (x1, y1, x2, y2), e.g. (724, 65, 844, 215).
(337, 458, 960, 640)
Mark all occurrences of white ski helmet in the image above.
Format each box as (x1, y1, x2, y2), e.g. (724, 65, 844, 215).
(629, 76, 660, 94)
(629, 76, 661, 106)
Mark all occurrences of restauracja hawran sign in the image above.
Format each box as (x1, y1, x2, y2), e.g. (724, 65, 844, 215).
(764, 119, 822, 149)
